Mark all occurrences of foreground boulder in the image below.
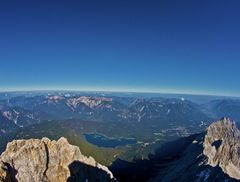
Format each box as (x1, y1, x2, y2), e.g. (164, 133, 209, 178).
(0, 137, 116, 182)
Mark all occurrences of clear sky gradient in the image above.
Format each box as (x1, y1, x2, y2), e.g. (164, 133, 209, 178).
(0, 0, 240, 96)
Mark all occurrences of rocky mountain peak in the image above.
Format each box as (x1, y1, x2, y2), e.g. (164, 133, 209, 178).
(152, 118, 240, 182)
(203, 117, 240, 180)
(0, 137, 116, 182)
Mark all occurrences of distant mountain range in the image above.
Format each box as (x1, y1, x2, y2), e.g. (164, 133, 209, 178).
(0, 94, 216, 135)
(206, 99, 240, 123)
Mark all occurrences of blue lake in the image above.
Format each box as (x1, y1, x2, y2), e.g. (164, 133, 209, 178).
(84, 133, 137, 148)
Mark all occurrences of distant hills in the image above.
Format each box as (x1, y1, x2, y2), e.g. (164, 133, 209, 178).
(0, 94, 215, 135)
(206, 99, 240, 123)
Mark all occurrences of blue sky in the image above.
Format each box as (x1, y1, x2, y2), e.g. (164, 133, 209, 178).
(0, 0, 240, 96)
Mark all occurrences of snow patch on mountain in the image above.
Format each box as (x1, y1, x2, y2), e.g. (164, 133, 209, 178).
(166, 109, 171, 115)
(46, 96, 64, 104)
(67, 96, 113, 109)
(140, 106, 145, 112)
(3, 110, 19, 124)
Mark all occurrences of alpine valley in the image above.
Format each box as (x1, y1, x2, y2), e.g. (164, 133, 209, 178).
(0, 91, 240, 182)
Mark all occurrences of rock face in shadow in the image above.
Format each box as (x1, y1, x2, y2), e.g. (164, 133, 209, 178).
(110, 134, 198, 182)
(0, 137, 116, 182)
(67, 161, 115, 182)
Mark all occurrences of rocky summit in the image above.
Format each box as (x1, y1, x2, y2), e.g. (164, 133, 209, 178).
(153, 118, 240, 182)
(204, 117, 240, 180)
(0, 137, 116, 182)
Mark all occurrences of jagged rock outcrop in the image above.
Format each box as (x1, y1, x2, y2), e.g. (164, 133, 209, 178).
(203, 117, 240, 180)
(0, 137, 116, 182)
(152, 118, 240, 182)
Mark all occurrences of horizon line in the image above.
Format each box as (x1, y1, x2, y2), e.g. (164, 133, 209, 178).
(0, 88, 239, 98)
